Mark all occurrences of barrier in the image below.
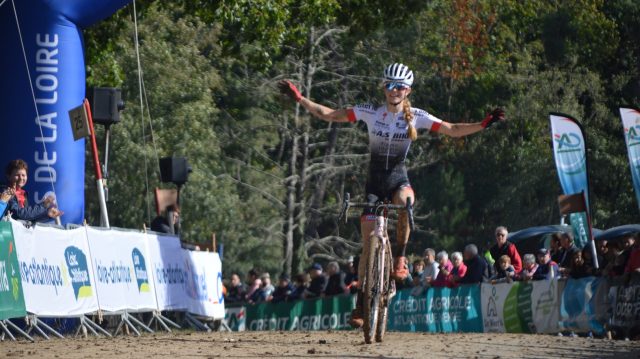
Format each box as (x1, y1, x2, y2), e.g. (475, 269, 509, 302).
(245, 294, 354, 331)
(225, 278, 636, 335)
(13, 222, 99, 316)
(0, 219, 224, 340)
(388, 285, 483, 332)
(481, 280, 559, 333)
(0, 222, 26, 320)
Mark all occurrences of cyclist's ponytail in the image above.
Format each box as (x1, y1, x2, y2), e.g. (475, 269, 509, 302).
(403, 99, 417, 141)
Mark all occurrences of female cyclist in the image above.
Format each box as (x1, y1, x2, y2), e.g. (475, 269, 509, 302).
(278, 63, 505, 327)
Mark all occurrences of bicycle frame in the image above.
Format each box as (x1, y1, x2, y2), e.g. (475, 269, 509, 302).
(339, 193, 414, 343)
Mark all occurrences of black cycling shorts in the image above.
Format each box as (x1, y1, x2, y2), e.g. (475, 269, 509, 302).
(362, 161, 410, 216)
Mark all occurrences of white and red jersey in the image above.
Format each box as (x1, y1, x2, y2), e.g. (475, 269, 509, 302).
(346, 104, 443, 170)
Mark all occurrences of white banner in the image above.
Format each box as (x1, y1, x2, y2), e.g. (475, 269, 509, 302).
(183, 250, 225, 319)
(86, 227, 157, 312)
(12, 220, 99, 317)
(481, 280, 559, 334)
(145, 233, 189, 311)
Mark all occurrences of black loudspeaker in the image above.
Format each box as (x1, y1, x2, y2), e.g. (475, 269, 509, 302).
(159, 157, 191, 185)
(87, 87, 125, 125)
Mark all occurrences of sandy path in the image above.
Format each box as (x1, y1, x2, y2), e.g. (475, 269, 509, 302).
(1, 331, 639, 358)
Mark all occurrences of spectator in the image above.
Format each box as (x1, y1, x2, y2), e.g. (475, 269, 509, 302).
(519, 254, 538, 281)
(596, 239, 609, 269)
(568, 250, 592, 279)
(303, 263, 327, 299)
(624, 233, 640, 275)
(150, 204, 180, 235)
(422, 248, 440, 287)
(490, 226, 523, 273)
(2, 159, 63, 222)
(225, 273, 246, 303)
(0, 187, 15, 217)
(581, 246, 601, 275)
(324, 261, 348, 296)
(344, 256, 358, 293)
(458, 244, 489, 285)
(244, 269, 262, 301)
(270, 273, 293, 303)
(288, 273, 308, 301)
(533, 248, 559, 280)
(481, 241, 495, 270)
(412, 259, 425, 282)
(558, 232, 580, 274)
(615, 235, 636, 275)
(250, 272, 274, 303)
(394, 256, 413, 290)
(447, 251, 467, 287)
(490, 255, 515, 284)
(550, 232, 564, 264)
(431, 251, 453, 287)
(602, 241, 623, 277)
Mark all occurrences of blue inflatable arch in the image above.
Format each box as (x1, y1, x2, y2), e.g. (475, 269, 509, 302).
(0, 0, 131, 224)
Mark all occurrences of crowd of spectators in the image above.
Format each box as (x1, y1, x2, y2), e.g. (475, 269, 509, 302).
(224, 225, 640, 305)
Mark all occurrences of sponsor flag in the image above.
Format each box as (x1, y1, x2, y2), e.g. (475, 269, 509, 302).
(619, 107, 640, 211)
(549, 113, 597, 267)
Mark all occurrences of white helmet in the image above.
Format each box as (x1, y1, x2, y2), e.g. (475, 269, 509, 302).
(383, 63, 414, 87)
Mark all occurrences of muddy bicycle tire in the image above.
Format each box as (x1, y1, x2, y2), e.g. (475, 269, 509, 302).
(375, 240, 393, 342)
(362, 234, 382, 344)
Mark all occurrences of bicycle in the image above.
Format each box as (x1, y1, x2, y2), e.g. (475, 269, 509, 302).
(339, 192, 415, 344)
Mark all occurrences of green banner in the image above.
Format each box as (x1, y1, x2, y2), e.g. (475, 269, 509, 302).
(0, 221, 26, 320)
(387, 285, 483, 333)
(246, 294, 354, 331)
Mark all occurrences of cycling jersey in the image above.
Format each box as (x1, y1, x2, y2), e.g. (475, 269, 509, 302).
(347, 104, 442, 170)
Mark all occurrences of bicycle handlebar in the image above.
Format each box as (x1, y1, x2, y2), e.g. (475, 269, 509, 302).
(339, 192, 415, 232)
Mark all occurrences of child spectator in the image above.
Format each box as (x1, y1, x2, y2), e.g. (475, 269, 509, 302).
(431, 251, 453, 288)
(533, 248, 559, 280)
(446, 251, 467, 288)
(412, 259, 425, 282)
(490, 255, 515, 284)
(2, 159, 63, 222)
(519, 254, 539, 281)
(288, 273, 308, 301)
(270, 273, 293, 303)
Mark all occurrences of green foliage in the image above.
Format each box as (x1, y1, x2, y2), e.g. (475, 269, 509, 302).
(83, 0, 640, 277)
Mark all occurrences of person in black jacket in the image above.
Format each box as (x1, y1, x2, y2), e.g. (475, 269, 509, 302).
(324, 261, 348, 296)
(458, 244, 489, 284)
(270, 273, 293, 303)
(303, 263, 327, 299)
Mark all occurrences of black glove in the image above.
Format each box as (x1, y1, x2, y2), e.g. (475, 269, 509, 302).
(481, 107, 505, 129)
(277, 80, 302, 102)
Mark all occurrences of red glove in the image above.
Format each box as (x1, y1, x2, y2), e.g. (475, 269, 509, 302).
(278, 80, 302, 102)
(481, 107, 505, 129)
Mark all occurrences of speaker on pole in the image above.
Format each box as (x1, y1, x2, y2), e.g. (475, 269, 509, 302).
(159, 157, 191, 185)
(87, 87, 125, 126)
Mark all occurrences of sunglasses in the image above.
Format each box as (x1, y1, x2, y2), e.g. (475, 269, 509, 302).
(496, 233, 506, 237)
(384, 82, 410, 91)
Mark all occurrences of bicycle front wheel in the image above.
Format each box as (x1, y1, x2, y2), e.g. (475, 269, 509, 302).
(362, 234, 382, 344)
(375, 239, 393, 342)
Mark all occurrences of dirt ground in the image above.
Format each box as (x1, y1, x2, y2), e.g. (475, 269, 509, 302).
(1, 330, 639, 359)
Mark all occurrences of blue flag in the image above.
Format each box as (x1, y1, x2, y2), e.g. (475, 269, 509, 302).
(619, 107, 640, 212)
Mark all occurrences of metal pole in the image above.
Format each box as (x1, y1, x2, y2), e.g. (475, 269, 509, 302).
(84, 100, 110, 228)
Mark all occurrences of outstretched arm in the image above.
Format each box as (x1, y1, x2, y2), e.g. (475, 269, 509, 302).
(278, 80, 350, 123)
(437, 108, 505, 138)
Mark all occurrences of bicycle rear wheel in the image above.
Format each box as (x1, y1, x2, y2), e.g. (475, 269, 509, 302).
(375, 240, 393, 342)
(362, 234, 382, 344)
